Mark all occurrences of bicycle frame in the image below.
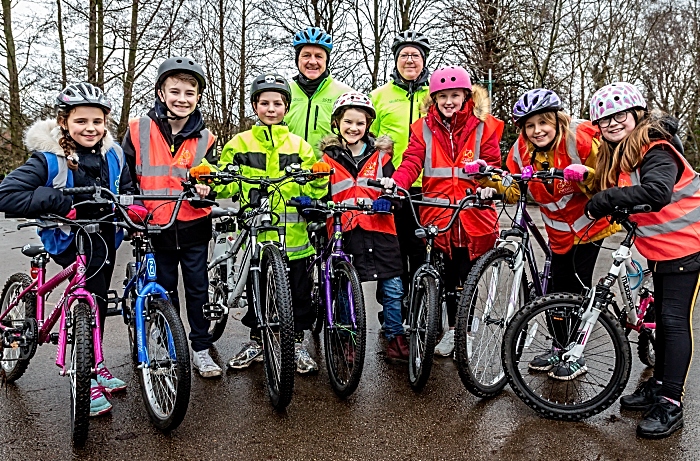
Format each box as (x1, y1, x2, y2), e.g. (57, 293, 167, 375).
(208, 223, 251, 311)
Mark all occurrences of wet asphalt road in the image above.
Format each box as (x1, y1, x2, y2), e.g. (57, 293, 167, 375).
(0, 212, 699, 461)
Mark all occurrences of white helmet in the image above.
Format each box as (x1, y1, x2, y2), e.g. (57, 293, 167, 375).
(331, 92, 376, 122)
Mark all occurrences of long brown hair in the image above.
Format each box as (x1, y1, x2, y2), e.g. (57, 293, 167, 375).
(56, 107, 109, 171)
(522, 111, 575, 159)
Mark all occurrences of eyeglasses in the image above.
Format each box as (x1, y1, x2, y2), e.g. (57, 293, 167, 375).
(597, 111, 629, 128)
(398, 53, 422, 62)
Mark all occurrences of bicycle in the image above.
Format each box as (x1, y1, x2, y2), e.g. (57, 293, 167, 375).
(501, 206, 654, 421)
(287, 198, 369, 397)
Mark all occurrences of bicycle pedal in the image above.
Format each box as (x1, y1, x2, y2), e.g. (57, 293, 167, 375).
(105, 307, 122, 317)
(203, 303, 225, 321)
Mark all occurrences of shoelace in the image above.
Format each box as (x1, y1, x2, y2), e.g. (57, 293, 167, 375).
(90, 383, 112, 400)
(97, 366, 116, 381)
(197, 351, 218, 368)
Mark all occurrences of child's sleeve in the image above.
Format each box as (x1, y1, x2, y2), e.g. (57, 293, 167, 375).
(300, 141, 328, 199)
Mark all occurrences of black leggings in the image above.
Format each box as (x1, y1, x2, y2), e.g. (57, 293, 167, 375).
(396, 187, 426, 304)
(652, 269, 700, 402)
(443, 247, 475, 328)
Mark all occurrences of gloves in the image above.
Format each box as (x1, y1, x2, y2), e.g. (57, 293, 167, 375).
(372, 198, 392, 213)
(126, 204, 149, 222)
(477, 187, 497, 200)
(563, 164, 590, 182)
(379, 177, 397, 194)
(189, 165, 211, 180)
(292, 196, 312, 206)
(584, 195, 606, 220)
(312, 162, 332, 174)
(521, 165, 534, 180)
(65, 208, 77, 220)
(463, 159, 488, 175)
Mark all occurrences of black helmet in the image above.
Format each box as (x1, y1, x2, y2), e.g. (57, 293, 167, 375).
(155, 57, 206, 94)
(55, 83, 112, 114)
(250, 73, 292, 107)
(391, 30, 430, 57)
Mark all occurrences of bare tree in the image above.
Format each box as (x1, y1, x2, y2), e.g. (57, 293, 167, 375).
(1, 0, 24, 170)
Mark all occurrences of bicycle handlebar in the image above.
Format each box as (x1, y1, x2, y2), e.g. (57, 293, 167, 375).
(198, 163, 333, 186)
(286, 198, 375, 213)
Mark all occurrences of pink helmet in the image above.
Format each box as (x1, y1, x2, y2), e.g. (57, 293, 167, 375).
(589, 82, 647, 123)
(429, 66, 472, 96)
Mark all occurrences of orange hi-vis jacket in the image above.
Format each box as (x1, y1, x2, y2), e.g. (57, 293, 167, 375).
(618, 140, 700, 261)
(417, 116, 502, 258)
(129, 117, 216, 225)
(323, 149, 397, 235)
(507, 120, 609, 254)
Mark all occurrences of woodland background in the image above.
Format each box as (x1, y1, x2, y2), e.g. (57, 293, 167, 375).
(1, 0, 699, 173)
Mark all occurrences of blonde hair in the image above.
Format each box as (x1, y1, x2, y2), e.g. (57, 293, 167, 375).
(523, 111, 574, 159)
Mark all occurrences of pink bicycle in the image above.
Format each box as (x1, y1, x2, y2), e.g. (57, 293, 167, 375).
(0, 218, 105, 446)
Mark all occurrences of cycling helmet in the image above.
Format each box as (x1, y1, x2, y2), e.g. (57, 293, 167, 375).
(429, 66, 472, 96)
(512, 89, 563, 126)
(55, 83, 112, 114)
(332, 92, 376, 120)
(156, 57, 207, 94)
(250, 73, 292, 107)
(589, 82, 646, 123)
(293, 27, 333, 54)
(391, 30, 430, 57)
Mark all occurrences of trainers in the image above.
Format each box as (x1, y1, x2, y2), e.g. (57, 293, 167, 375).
(621, 378, 662, 411)
(295, 343, 319, 374)
(548, 357, 587, 380)
(637, 397, 684, 439)
(192, 349, 222, 378)
(90, 379, 113, 417)
(528, 347, 561, 371)
(386, 335, 409, 360)
(228, 341, 264, 369)
(435, 329, 455, 357)
(96, 363, 127, 392)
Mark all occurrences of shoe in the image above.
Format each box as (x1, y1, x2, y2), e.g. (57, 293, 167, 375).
(96, 363, 127, 392)
(528, 347, 561, 371)
(89, 379, 113, 417)
(386, 335, 409, 360)
(621, 378, 662, 411)
(227, 341, 263, 369)
(295, 343, 319, 374)
(637, 397, 684, 439)
(434, 329, 455, 357)
(192, 349, 222, 378)
(548, 357, 587, 380)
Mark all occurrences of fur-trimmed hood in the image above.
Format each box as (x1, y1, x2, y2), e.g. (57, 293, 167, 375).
(24, 119, 115, 158)
(419, 84, 491, 121)
(319, 134, 394, 156)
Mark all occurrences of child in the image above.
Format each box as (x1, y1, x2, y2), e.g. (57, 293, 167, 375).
(319, 92, 407, 359)
(585, 82, 697, 439)
(466, 88, 617, 380)
(0, 83, 133, 416)
(122, 57, 221, 378)
(214, 73, 330, 374)
(379, 66, 504, 357)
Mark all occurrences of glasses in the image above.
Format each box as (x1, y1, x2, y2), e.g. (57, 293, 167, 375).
(398, 53, 422, 62)
(598, 111, 629, 128)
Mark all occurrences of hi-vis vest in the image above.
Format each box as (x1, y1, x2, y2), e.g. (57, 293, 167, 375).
(129, 117, 215, 225)
(618, 140, 700, 261)
(417, 116, 503, 257)
(323, 149, 396, 235)
(508, 120, 610, 254)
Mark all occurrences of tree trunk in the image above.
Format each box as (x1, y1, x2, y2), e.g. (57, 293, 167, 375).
(218, 0, 228, 139)
(117, 0, 139, 141)
(1, 0, 23, 166)
(57, 0, 67, 87)
(87, 0, 97, 83)
(237, 0, 247, 131)
(97, 0, 104, 87)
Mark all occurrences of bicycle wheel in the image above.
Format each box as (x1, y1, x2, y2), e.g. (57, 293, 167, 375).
(138, 297, 191, 431)
(637, 299, 656, 368)
(455, 248, 526, 398)
(259, 245, 295, 410)
(208, 263, 229, 342)
(324, 260, 366, 397)
(408, 273, 440, 390)
(310, 259, 324, 336)
(69, 302, 94, 446)
(1, 273, 37, 383)
(124, 264, 139, 364)
(502, 293, 631, 421)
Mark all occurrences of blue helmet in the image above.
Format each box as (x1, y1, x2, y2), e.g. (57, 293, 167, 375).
(293, 27, 333, 54)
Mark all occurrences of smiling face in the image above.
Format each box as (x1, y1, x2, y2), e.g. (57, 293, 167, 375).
(523, 113, 557, 148)
(62, 106, 106, 148)
(599, 110, 637, 143)
(158, 76, 200, 118)
(434, 89, 467, 118)
(396, 46, 424, 81)
(338, 108, 369, 144)
(254, 91, 287, 125)
(298, 45, 327, 80)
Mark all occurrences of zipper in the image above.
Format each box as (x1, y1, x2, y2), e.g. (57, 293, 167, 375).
(304, 97, 312, 140)
(267, 125, 274, 148)
(314, 105, 319, 131)
(408, 92, 415, 143)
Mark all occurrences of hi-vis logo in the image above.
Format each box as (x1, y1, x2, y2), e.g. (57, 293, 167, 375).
(178, 150, 192, 166)
(556, 179, 575, 195)
(361, 160, 378, 178)
(460, 150, 475, 167)
(147, 258, 156, 279)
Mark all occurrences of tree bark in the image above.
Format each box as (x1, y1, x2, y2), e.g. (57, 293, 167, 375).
(237, 0, 247, 131)
(57, 0, 67, 87)
(1, 0, 23, 166)
(97, 0, 104, 87)
(218, 0, 228, 138)
(117, 0, 139, 140)
(87, 0, 97, 83)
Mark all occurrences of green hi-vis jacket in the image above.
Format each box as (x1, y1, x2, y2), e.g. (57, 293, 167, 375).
(214, 124, 328, 261)
(285, 75, 353, 159)
(370, 80, 430, 187)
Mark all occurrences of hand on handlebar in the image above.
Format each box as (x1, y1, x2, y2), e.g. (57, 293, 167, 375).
(476, 187, 497, 200)
(563, 164, 590, 182)
(65, 208, 77, 220)
(189, 165, 211, 181)
(372, 198, 392, 213)
(463, 159, 487, 175)
(312, 162, 332, 174)
(292, 196, 312, 206)
(378, 177, 397, 195)
(194, 184, 211, 199)
(126, 204, 149, 222)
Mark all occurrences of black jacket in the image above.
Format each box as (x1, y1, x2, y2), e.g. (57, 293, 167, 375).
(319, 134, 403, 282)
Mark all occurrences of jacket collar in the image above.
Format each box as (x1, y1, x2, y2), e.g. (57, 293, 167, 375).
(24, 119, 115, 157)
(251, 123, 289, 147)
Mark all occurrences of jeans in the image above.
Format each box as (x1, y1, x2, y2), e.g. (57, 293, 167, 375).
(379, 276, 404, 340)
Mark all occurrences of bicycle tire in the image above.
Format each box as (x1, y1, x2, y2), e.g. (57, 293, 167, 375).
(455, 247, 526, 398)
(208, 264, 229, 342)
(408, 273, 440, 391)
(310, 260, 324, 336)
(502, 293, 631, 421)
(70, 302, 94, 446)
(125, 263, 139, 364)
(324, 260, 366, 397)
(259, 245, 295, 410)
(138, 298, 191, 431)
(637, 300, 656, 368)
(0, 273, 37, 383)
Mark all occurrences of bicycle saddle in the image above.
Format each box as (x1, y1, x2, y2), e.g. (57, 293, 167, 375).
(307, 221, 326, 233)
(21, 244, 47, 257)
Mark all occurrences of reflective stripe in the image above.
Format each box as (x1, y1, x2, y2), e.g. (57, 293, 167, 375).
(672, 175, 700, 201)
(286, 242, 311, 253)
(540, 193, 573, 212)
(280, 213, 304, 223)
(194, 130, 211, 164)
(566, 120, 583, 164)
(540, 212, 572, 232)
(422, 196, 451, 205)
(473, 122, 484, 160)
(636, 205, 700, 237)
(331, 178, 355, 194)
(140, 188, 171, 195)
(139, 117, 151, 165)
(572, 213, 595, 233)
(512, 141, 524, 170)
(423, 121, 485, 179)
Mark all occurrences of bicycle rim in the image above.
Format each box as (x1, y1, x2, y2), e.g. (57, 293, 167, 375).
(69, 303, 93, 446)
(408, 274, 439, 390)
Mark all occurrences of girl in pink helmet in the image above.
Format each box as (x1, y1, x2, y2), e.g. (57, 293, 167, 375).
(380, 65, 504, 357)
(585, 82, 696, 439)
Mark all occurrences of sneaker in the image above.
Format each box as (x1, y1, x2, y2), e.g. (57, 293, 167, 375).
(295, 343, 319, 374)
(621, 378, 662, 411)
(528, 347, 561, 371)
(90, 379, 113, 417)
(637, 397, 684, 439)
(228, 341, 263, 369)
(192, 349, 222, 378)
(548, 357, 587, 380)
(96, 363, 127, 392)
(386, 335, 409, 360)
(434, 329, 455, 357)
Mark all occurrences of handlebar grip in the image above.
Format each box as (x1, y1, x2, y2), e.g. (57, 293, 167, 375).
(63, 186, 97, 195)
(491, 193, 504, 201)
(286, 199, 303, 207)
(632, 204, 652, 213)
(366, 179, 383, 188)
